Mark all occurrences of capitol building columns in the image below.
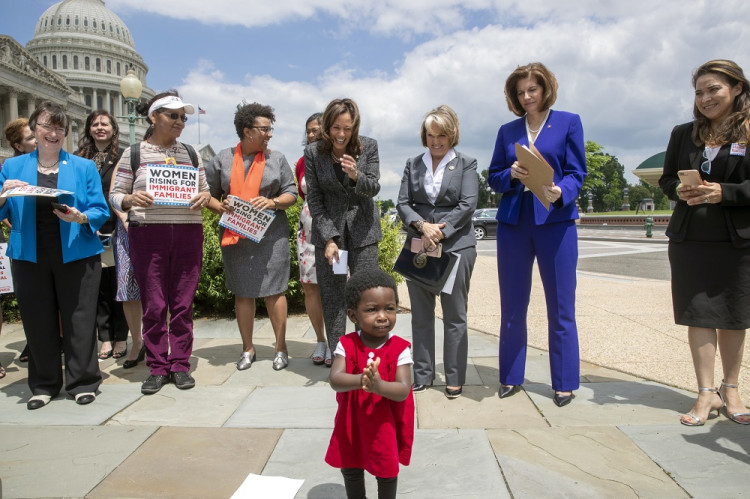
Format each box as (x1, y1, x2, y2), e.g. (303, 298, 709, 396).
(1, 0, 155, 161)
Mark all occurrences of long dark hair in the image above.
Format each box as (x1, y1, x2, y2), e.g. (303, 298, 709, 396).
(318, 98, 362, 157)
(692, 59, 750, 146)
(75, 109, 120, 158)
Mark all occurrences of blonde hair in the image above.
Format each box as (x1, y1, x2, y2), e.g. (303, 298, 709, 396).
(421, 105, 460, 148)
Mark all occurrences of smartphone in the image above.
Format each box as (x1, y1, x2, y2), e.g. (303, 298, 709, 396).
(678, 170, 702, 187)
(51, 202, 70, 213)
(411, 237, 442, 257)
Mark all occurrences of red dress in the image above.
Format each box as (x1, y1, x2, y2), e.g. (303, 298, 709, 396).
(325, 332, 415, 478)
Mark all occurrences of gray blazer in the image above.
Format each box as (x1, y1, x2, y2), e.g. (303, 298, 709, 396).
(397, 151, 478, 252)
(304, 135, 382, 249)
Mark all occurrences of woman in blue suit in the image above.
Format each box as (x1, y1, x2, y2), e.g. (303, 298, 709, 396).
(0, 101, 109, 410)
(488, 62, 587, 407)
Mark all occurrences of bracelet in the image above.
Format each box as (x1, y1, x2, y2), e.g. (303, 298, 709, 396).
(273, 198, 280, 208)
(78, 212, 87, 224)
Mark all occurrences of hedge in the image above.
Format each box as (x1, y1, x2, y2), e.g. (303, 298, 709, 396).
(1, 199, 404, 322)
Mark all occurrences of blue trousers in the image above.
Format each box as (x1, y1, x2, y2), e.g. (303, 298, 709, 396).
(496, 192, 580, 391)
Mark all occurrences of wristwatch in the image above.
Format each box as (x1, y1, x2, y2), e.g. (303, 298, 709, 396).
(415, 220, 425, 233)
(273, 198, 280, 208)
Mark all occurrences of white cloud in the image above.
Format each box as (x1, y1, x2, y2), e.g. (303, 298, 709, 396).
(161, 0, 750, 201)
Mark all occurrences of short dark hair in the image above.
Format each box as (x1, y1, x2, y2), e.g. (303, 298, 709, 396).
(234, 101, 275, 140)
(29, 100, 69, 136)
(504, 62, 558, 117)
(345, 268, 399, 310)
(318, 98, 362, 157)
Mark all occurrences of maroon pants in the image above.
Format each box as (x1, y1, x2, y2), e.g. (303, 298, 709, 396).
(128, 224, 203, 376)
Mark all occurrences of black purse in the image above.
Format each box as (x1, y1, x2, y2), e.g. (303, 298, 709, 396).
(393, 245, 458, 295)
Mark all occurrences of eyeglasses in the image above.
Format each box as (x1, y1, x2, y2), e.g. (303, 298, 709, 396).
(251, 126, 274, 134)
(161, 111, 188, 123)
(37, 122, 66, 135)
(701, 148, 712, 174)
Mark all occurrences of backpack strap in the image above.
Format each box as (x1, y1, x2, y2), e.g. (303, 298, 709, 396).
(182, 142, 199, 167)
(130, 143, 140, 175)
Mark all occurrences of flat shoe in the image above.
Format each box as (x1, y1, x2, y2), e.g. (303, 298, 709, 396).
(141, 374, 170, 395)
(75, 392, 96, 405)
(412, 383, 432, 393)
(27, 394, 51, 410)
(236, 351, 256, 371)
(19, 344, 30, 362)
(445, 386, 463, 399)
(553, 392, 575, 407)
(498, 384, 521, 399)
(273, 351, 289, 371)
(311, 342, 326, 365)
(324, 346, 332, 368)
(171, 371, 195, 390)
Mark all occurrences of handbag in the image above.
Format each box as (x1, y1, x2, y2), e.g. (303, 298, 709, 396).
(393, 245, 458, 295)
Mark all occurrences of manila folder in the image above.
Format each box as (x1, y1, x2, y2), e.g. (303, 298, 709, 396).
(514, 142, 554, 210)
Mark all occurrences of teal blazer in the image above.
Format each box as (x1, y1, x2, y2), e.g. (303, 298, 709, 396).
(0, 150, 109, 263)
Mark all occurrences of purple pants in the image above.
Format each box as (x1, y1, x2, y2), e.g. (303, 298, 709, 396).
(128, 223, 203, 376)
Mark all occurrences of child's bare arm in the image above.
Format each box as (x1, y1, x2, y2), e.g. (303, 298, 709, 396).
(328, 354, 364, 392)
(364, 360, 412, 402)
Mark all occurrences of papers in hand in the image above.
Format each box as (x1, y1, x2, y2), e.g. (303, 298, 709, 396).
(514, 142, 554, 209)
(333, 249, 348, 274)
(218, 195, 276, 243)
(0, 185, 73, 198)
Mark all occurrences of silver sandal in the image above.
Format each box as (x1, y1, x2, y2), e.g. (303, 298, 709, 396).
(680, 387, 721, 426)
(311, 342, 326, 365)
(720, 380, 750, 425)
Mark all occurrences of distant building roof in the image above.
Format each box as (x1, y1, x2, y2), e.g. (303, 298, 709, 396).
(635, 151, 666, 170)
(632, 151, 666, 188)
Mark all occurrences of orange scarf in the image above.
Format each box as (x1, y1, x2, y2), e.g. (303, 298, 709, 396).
(220, 143, 266, 247)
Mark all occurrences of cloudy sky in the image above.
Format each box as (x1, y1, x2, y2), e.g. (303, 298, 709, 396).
(6, 0, 750, 201)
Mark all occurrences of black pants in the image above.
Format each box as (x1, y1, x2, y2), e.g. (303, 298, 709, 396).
(97, 266, 128, 343)
(341, 468, 397, 499)
(12, 252, 102, 397)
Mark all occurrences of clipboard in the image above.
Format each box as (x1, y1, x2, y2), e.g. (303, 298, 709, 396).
(514, 142, 554, 209)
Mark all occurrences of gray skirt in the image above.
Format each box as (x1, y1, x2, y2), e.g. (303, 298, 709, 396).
(220, 220, 290, 298)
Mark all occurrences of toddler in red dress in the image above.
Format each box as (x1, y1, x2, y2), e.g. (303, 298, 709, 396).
(325, 268, 414, 499)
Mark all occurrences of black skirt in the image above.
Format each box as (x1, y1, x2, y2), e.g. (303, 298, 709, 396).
(669, 240, 750, 329)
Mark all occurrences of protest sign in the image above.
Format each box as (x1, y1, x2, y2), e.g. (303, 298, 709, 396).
(218, 195, 276, 243)
(0, 185, 73, 198)
(0, 243, 13, 294)
(145, 163, 199, 206)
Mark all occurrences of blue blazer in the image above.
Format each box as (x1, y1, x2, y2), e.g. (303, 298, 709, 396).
(487, 110, 586, 225)
(0, 150, 109, 263)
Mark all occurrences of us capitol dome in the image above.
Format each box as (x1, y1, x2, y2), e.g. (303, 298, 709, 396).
(1, 0, 155, 158)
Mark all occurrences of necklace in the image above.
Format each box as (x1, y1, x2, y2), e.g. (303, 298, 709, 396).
(330, 151, 341, 163)
(526, 109, 551, 135)
(37, 159, 59, 170)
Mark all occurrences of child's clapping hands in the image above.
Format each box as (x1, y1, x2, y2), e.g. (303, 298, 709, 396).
(361, 357, 382, 394)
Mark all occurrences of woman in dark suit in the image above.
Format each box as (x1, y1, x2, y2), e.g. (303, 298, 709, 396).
(305, 98, 382, 359)
(0, 101, 109, 409)
(397, 105, 478, 399)
(488, 62, 587, 407)
(75, 110, 129, 361)
(659, 59, 750, 426)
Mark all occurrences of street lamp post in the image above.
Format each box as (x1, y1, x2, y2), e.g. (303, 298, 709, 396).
(119, 66, 143, 145)
(587, 191, 594, 213)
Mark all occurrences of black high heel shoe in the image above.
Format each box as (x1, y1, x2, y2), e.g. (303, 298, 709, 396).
(123, 345, 146, 369)
(498, 384, 521, 399)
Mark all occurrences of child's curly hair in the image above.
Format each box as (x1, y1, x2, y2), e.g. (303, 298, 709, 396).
(345, 268, 399, 310)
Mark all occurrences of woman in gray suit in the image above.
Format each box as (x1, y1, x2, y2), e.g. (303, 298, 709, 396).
(397, 105, 478, 398)
(205, 102, 298, 371)
(305, 98, 382, 360)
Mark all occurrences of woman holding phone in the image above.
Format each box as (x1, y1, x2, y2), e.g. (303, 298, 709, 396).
(659, 59, 750, 426)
